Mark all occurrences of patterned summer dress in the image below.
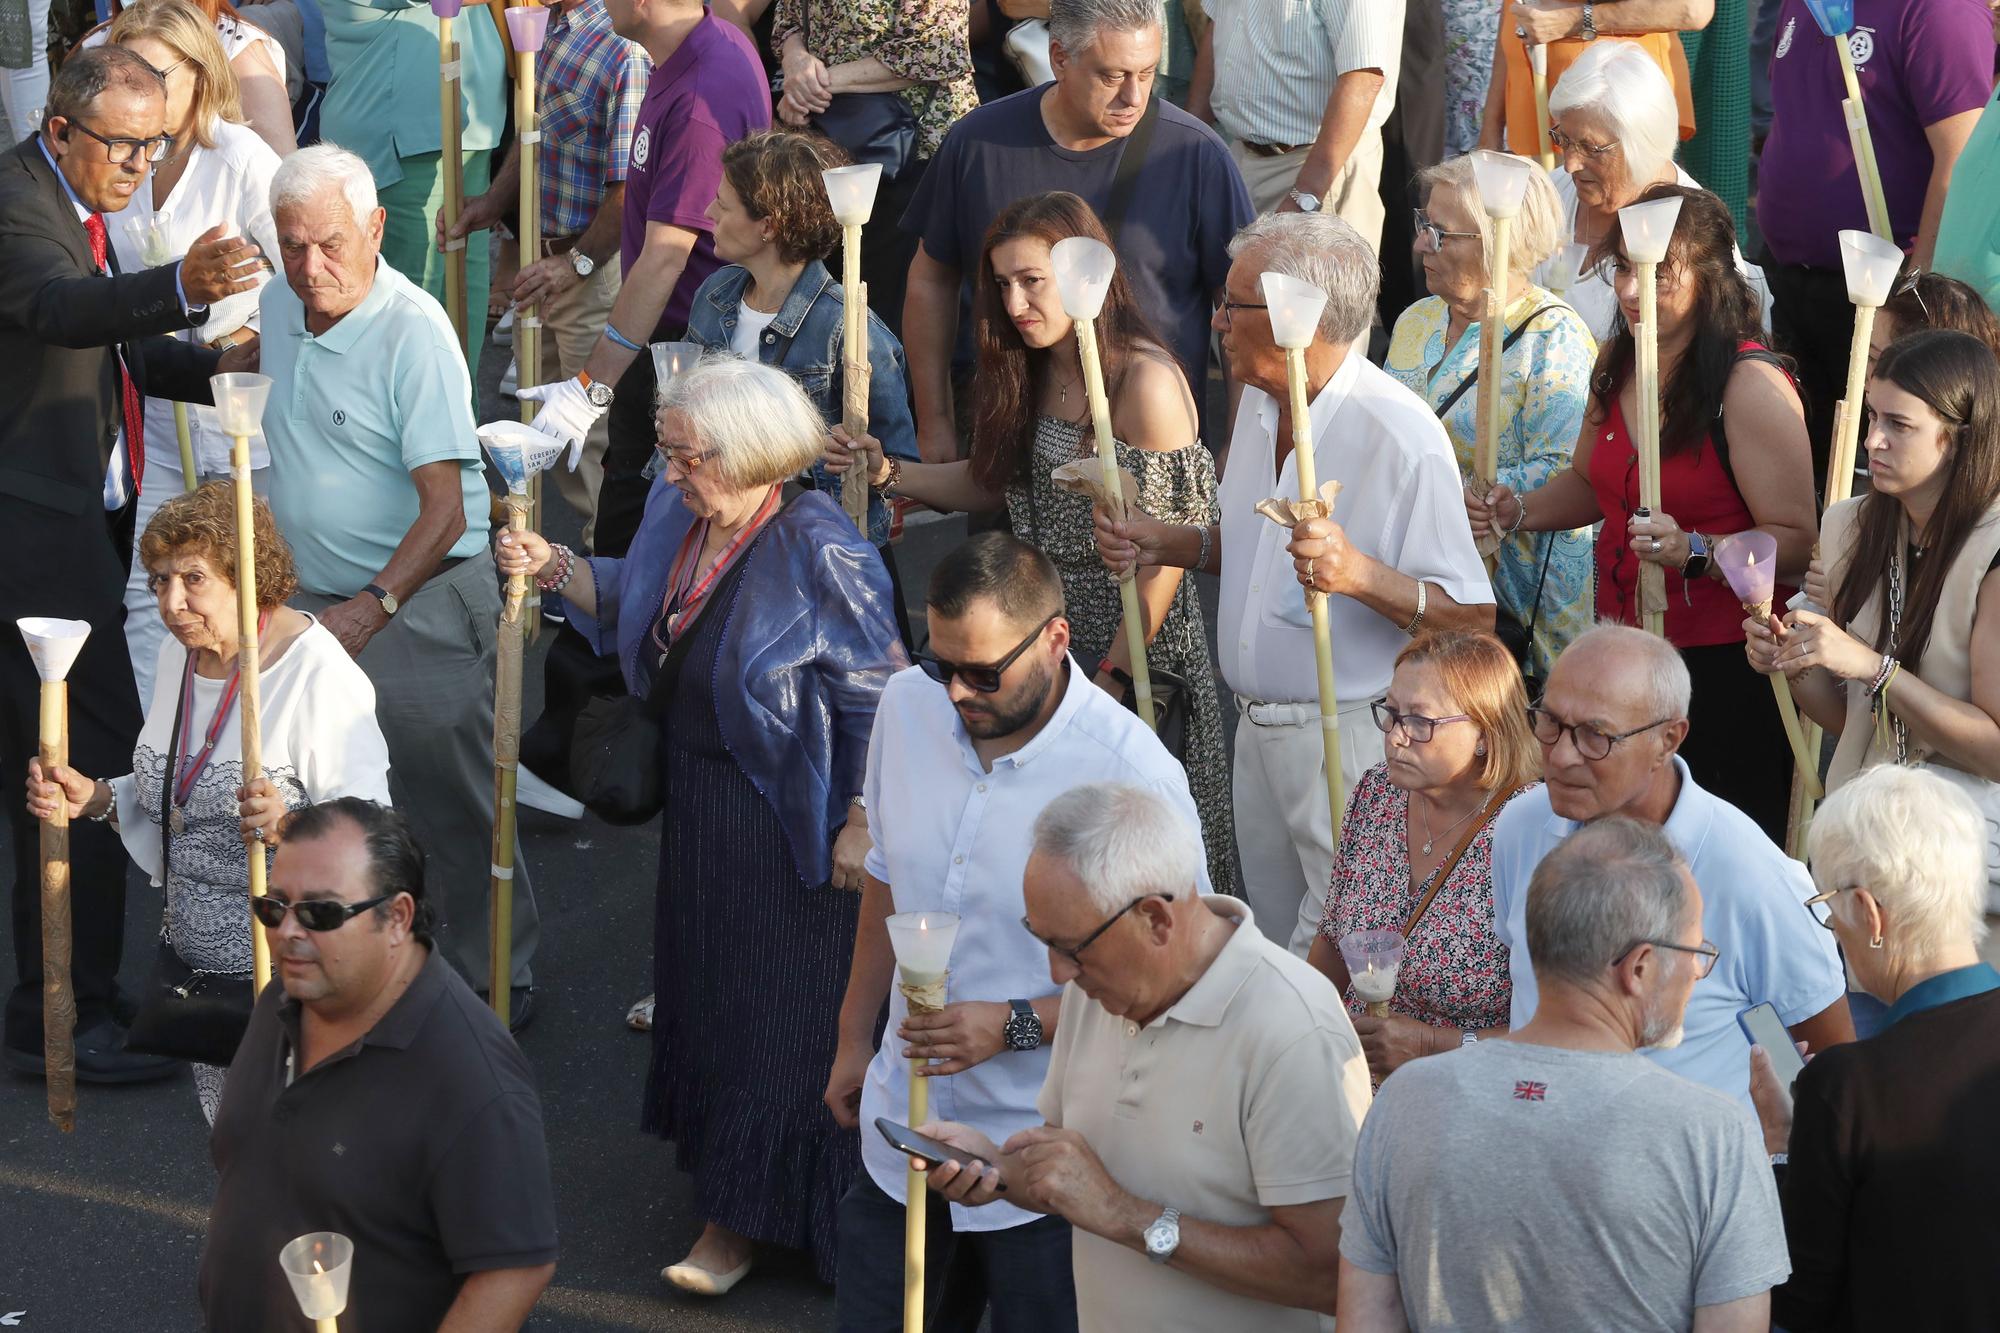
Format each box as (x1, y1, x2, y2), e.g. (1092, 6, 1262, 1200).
(1005, 416, 1237, 892)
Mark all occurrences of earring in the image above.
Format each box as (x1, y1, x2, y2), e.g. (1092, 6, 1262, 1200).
(1869, 935, 1884, 950)
(1475, 742, 1487, 756)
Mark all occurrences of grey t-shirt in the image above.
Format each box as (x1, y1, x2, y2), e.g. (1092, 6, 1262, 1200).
(1340, 1040, 1789, 1331)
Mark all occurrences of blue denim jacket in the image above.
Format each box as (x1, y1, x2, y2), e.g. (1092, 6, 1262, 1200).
(686, 260, 919, 546)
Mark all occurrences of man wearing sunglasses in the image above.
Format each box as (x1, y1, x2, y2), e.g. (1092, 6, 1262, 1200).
(1486, 625, 1851, 1109)
(827, 534, 1209, 1331)
(0, 45, 263, 1084)
(200, 798, 558, 1332)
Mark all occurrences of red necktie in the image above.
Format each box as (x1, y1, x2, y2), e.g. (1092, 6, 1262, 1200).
(83, 212, 146, 497)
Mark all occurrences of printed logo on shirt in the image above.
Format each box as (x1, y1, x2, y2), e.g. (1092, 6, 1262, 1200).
(331, 409, 346, 426)
(1513, 1080, 1548, 1102)
(1849, 27, 1875, 68)
(1192, 1120, 1204, 1134)
(1775, 16, 1795, 59)
(632, 127, 651, 169)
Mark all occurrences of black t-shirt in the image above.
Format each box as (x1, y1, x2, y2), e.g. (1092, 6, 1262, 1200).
(199, 950, 559, 1332)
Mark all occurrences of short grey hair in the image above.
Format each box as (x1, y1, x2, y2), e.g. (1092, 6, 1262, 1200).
(1048, 0, 1161, 57)
(1526, 816, 1691, 987)
(1561, 623, 1692, 720)
(1548, 39, 1680, 186)
(1031, 784, 1200, 916)
(270, 143, 379, 229)
(661, 355, 828, 489)
(1420, 152, 1568, 278)
(1227, 212, 1379, 346)
(1809, 765, 1990, 966)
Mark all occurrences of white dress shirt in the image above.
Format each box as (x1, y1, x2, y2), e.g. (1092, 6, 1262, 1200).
(1216, 351, 1492, 707)
(859, 656, 1213, 1231)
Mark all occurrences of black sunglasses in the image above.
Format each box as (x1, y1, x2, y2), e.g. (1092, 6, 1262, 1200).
(251, 891, 396, 932)
(916, 613, 1058, 693)
(1022, 893, 1175, 965)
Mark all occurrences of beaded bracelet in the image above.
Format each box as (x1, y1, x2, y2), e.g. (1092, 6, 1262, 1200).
(1865, 653, 1897, 698)
(1195, 523, 1214, 572)
(535, 544, 576, 593)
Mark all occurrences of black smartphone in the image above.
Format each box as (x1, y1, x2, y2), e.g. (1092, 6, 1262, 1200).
(874, 1117, 1006, 1192)
(1738, 1002, 1805, 1085)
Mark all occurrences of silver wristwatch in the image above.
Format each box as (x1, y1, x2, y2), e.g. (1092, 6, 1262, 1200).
(1287, 189, 1322, 213)
(569, 248, 596, 279)
(1143, 1206, 1182, 1264)
(1580, 1, 1597, 38)
(1460, 1030, 1478, 1048)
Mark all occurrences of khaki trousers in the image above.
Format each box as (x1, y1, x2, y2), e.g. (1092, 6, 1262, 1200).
(537, 257, 623, 548)
(1228, 130, 1387, 255)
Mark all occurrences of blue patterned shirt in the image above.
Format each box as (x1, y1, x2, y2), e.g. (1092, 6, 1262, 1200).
(538, 0, 651, 237)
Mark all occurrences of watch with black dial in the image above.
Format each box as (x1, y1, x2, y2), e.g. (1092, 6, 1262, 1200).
(1002, 998, 1043, 1052)
(1682, 531, 1711, 581)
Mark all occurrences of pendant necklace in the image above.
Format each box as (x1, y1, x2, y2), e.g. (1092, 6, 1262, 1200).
(1416, 791, 1479, 857)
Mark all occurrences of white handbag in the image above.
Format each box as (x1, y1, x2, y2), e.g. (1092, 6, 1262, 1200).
(1004, 19, 1055, 86)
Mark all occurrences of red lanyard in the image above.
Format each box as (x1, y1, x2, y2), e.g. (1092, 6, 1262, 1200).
(652, 489, 780, 653)
(173, 609, 270, 809)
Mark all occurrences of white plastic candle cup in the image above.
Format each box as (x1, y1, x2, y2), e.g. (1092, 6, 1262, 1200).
(1837, 229, 1903, 308)
(886, 911, 960, 986)
(16, 616, 90, 683)
(503, 4, 549, 51)
(208, 372, 272, 438)
(650, 341, 702, 408)
(429, 0, 463, 16)
(1338, 928, 1406, 1003)
(1469, 150, 1536, 220)
(1546, 241, 1590, 295)
(1050, 236, 1116, 321)
(131, 213, 172, 267)
(1617, 196, 1683, 265)
(278, 1232, 354, 1321)
(1717, 530, 1780, 608)
(822, 164, 884, 227)
(1259, 271, 1329, 351)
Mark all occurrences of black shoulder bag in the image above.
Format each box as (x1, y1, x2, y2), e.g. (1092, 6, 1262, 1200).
(800, 3, 920, 181)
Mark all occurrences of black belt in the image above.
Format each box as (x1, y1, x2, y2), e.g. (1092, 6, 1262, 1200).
(1243, 140, 1309, 158)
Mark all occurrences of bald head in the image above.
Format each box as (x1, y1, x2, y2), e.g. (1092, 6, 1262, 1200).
(1536, 626, 1691, 824)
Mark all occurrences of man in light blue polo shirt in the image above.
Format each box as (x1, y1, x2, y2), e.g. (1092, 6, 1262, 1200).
(1489, 625, 1851, 1109)
(259, 145, 540, 1027)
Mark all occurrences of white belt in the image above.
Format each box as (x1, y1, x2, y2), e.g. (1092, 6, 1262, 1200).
(1235, 695, 1372, 727)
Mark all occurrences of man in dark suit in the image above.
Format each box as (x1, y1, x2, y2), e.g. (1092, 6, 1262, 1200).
(0, 46, 262, 1080)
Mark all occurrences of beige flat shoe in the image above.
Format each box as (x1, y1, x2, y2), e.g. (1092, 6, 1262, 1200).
(626, 994, 655, 1032)
(661, 1254, 753, 1296)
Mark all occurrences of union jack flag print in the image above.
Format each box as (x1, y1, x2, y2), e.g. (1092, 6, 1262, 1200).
(1513, 1080, 1548, 1102)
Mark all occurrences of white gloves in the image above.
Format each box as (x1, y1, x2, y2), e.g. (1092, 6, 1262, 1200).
(516, 375, 607, 468)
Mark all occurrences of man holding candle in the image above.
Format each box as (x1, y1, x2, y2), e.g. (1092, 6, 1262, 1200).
(825, 533, 1210, 1330)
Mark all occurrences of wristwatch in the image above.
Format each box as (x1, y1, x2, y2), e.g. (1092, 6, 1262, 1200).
(1287, 189, 1322, 213)
(1143, 1206, 1183, 1264)
(1003, 998, 1043, 1051)
(1682, 531, 1711, 581)
(568, 248, 596, 279)
(363, 582, 399, 617)
(578, 369, 616, 408)
(1580, 1, 1597, 39)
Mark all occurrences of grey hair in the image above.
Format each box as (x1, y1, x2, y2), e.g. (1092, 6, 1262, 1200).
(45, 45, 161, 134)
(1562, 623, 1692, 720)
(660, 355, 828, 489)
(1809, 765, 1990, 966)
(1548, 39, 1680, 186)
(1526, 816, 1691, 987)
(1048, 0, 1162, 58)
(270, 143, 379, 229)
(1031, 784, 1201, 916)
(1420, 152, 1568, 277)
(1227, 212, 1379, 346)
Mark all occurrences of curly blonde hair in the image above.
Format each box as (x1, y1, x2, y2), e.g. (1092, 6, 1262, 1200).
(140, 480, 299, 608)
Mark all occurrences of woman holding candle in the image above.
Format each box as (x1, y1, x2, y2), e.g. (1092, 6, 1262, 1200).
(826, 190, 1236, 893)
(87, 0, 297, 156)
(1306, 630, 1541, 1085)
(1385, 154, 1597, 681)
(24, 484, 390, 1123)
(494, 357, 904, 1294)
(1473, 183, 1816, 840)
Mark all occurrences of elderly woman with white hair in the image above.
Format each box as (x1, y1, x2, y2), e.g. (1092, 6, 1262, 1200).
(498, 356, 907, 1295)
(1532, 39, 1768, 343)
(1748, 763, 2000, 1330)
(1385, 154, 1596, 679)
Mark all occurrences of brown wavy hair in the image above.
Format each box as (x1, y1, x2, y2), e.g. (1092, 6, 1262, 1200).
(1883, 269, 2000, 361)
(969, 191, 1169, 492)
(1394, 630, 1541, 794)
(720, 129, 851, 266)
(139, 479, 299, 609)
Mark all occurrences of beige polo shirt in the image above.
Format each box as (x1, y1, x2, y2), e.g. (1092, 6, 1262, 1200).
(1036, 896, 1373, 1332)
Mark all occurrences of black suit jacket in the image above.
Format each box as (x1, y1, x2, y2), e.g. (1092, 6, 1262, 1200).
(0, 133, 222, 622)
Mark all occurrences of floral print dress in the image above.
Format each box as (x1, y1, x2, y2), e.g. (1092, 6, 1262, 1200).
(772, 0, 979, 161)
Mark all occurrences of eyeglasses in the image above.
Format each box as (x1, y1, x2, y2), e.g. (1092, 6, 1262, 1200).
(655, 441, 721, 472)
(1548, 125, 1619, 160)
(141, 55, 190, 81)
(1218, 299, 1267, 329)
(1022, 893, 1175, 965)
(1616, 937, 1720, 979)
(1371, 698, 1473, 743)
(1803, 884, 1854, 931)
(1413, 208, 1481, 251)
(916, 613, 1057, 693)
(61, 117, 174, 165)
(1526, 706, 1675, 761)
(250, 892, 396, 932)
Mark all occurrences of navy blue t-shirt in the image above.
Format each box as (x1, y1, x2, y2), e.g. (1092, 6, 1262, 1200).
(903, 85, 1253, 438)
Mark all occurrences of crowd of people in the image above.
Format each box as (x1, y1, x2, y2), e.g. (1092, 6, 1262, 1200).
(4, 0, 2000, 1325)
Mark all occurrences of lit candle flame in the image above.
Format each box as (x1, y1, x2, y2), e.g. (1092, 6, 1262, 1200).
(313, 1260, 325, 1275)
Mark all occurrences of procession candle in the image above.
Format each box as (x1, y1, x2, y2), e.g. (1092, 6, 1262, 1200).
(1618, 196, 1683, 638)
(1468, 152, 1537, 568)
(885, 912, 961, 1333)
(1718, 533, 1824, 809)
(1805, 0, 1892, 240)
(133, 216, 200, 491)
(1339, 929, 1406, 1019)
(506, 3, 551, 635)
(1829, 229, 1902, 505)
(1528, 45, 1554, 170)
(18, 616, 89, 1132)
(1545, 241, 1589, 299)
(823, 165, 882, 531)
(279, 1232, 353, 1333)
(433, 0, 469, 345)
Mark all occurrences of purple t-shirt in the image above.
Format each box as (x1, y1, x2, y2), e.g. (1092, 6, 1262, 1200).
(1759, 0, 1994, 268)
(621, 12, 771, 336)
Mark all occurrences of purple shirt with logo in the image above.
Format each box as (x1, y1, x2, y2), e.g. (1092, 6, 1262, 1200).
(621, 10, 771, 336)
(1759, 0, 1993, 268)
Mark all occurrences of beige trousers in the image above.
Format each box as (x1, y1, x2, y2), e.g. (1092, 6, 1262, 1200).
(1228, 130, 1387, 256)
(537, 257, 623, 547)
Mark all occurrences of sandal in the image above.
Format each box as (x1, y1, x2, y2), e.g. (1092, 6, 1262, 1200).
(627, 994, 655, 1032)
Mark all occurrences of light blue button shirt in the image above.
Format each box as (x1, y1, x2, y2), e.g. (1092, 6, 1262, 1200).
(859, 658, 1213, 1231)
(1489, 756, 1847, 1111)
(259, 258, 488, 596)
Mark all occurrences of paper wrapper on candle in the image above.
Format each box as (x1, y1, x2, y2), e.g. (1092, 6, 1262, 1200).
(1050, 457, 1137, 522)
(1255, 480, 1343, 529)
(898, 974, 948, 1016)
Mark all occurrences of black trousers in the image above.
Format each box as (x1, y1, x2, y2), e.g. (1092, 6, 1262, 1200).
(1376, 0, 1447, 334)
(857, 157, 929, 347)
(1763, 257, 1855, 496)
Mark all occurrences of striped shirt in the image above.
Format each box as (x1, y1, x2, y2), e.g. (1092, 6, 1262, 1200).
(1202, 0, 1404, 149)
(538, 0, 651, 238)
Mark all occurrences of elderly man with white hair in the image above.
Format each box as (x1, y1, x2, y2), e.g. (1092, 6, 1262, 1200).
(1097, 210, 1493, 953)
(1489, 624, 1851, 1109)
(258, 143, 541, 1026)
(920, 783, 1371, 1332)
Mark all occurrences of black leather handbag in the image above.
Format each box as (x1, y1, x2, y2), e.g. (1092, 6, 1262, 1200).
(801, 7, 919, 181)
(570, 688, 665, 826)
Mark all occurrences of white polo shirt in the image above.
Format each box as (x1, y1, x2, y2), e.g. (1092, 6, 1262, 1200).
(860, 657, 1213, 1231)
(1216, 351, 1492, 706)
(1037, 896, 1371, 1332)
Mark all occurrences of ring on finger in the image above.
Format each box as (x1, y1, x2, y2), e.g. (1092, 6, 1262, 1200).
(1650, 538, 1662, 553)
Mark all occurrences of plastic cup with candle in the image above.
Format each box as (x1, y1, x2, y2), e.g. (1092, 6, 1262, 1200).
(1718, 532, 1824, 805)
(885, 911, 959, 1333)
(1827, 228, 1904, 504)
(279, 1232, 354, 1332)
(1617, 195, 1683, 638)
(19, 616, 89, 1131)
(1338, 928, 1407, 1017)
(650, 340, 702, 409)
(822, 164, 883, 528)
(133, 210, 200, 492)
(1545, 241, 1589, 298)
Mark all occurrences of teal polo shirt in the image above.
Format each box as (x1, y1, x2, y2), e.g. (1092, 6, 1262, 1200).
(318, 0, 506, 189)
(1933, 87, 2000, 319)
(1881, 961, 2000, 1029)
(260, 259, 489, 597)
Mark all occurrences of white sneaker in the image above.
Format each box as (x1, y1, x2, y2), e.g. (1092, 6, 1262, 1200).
(493, 307, 514, 347)
(516, 765, 583, 820)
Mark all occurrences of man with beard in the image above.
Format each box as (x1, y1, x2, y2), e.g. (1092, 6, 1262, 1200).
(825, 531, 1209, 1330)
(1336, 817, 1792, 1332)
(1487, 624, 1850, 1110)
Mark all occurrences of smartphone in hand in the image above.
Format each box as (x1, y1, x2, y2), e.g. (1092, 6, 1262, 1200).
(1738, 1002, 1805, 1085)
(874, 1117, 1007, 1193)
